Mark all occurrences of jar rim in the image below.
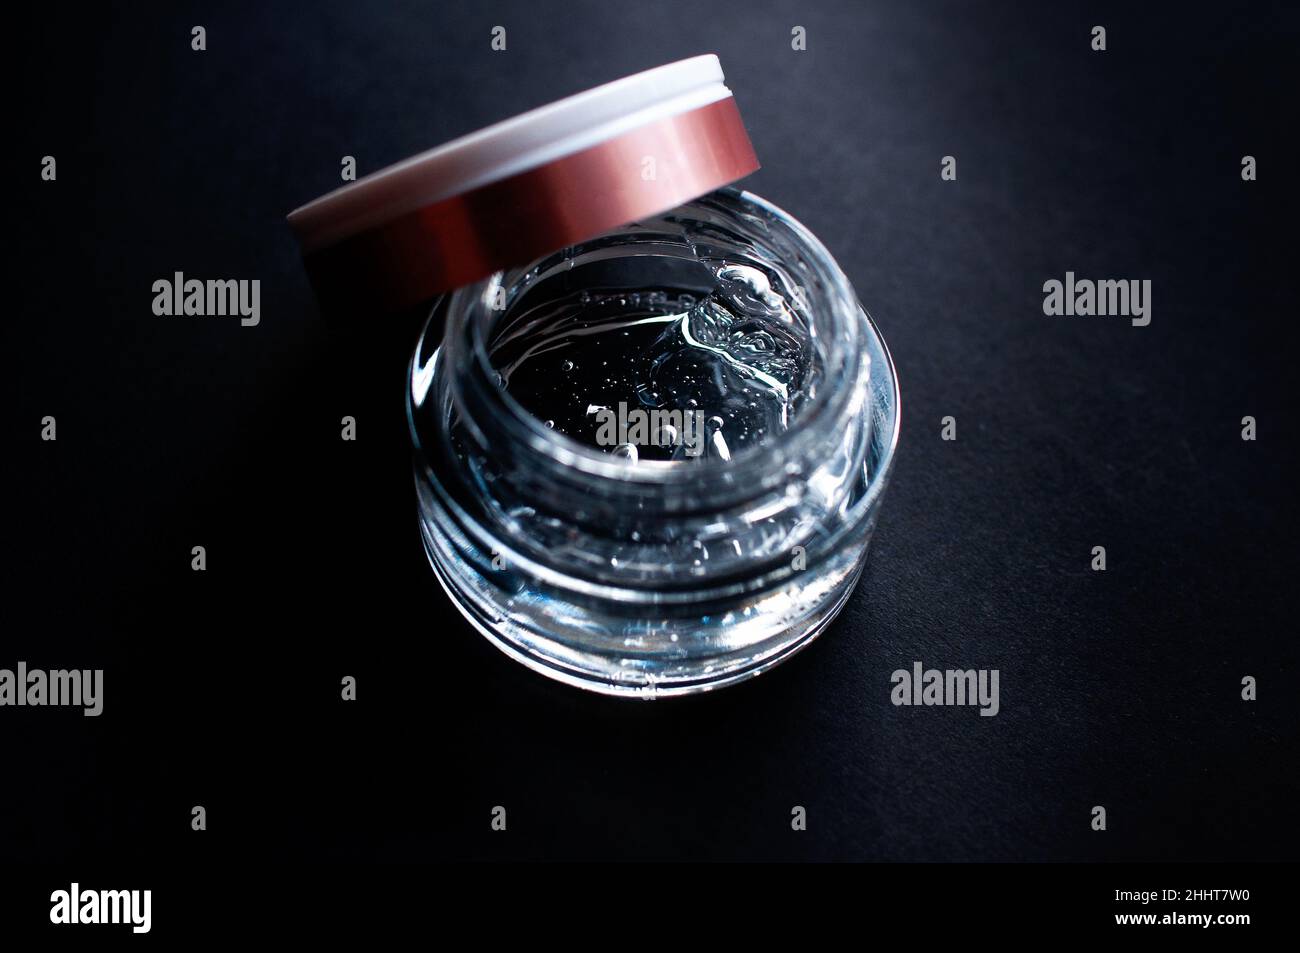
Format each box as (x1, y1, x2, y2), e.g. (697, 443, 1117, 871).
(416, 189, 900, 495)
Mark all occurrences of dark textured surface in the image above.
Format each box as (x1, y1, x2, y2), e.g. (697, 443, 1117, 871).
(9, 0, 1298, 862)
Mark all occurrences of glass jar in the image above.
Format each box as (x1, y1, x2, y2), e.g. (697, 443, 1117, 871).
(407, 187, 899, 697)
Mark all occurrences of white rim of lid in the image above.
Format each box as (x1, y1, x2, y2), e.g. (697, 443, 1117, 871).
(287, 54, 733, 253)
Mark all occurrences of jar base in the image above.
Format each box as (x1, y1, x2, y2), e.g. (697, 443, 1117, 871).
(420, 515, 869, 699)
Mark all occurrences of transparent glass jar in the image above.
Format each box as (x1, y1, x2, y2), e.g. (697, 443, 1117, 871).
(407, 188, 899, 697)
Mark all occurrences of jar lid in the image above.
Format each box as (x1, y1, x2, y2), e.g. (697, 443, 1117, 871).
(287, 54, 759, 316)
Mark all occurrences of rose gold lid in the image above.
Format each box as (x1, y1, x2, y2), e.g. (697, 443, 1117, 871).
(287, 55, 759, 316)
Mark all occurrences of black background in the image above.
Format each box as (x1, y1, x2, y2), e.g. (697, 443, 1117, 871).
(8, 0, 1298, 864)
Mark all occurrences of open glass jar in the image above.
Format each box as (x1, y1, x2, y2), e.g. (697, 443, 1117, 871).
(289, 56, 900, 696)
(407, 189, 899, 695)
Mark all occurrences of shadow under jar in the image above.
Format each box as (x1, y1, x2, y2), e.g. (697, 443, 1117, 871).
(408, 188, 899, 697)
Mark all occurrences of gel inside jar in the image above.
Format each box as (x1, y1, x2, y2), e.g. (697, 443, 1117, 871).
(407, 188, 899, 697)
